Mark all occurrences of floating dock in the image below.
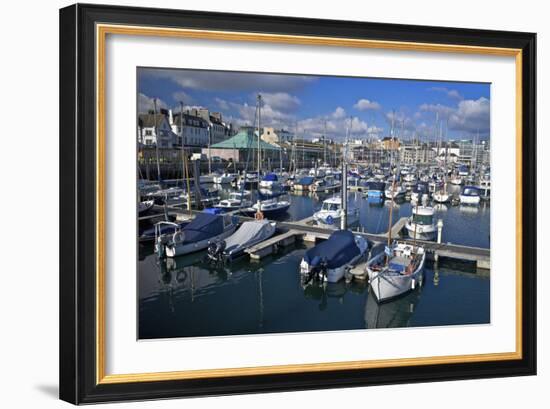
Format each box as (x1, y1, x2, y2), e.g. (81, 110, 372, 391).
(143, 208, 490, 268)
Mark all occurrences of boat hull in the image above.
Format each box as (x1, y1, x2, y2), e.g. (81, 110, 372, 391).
(459, 195, 481, 205)
(405, 222, 436, 240)
(370, 266, 424, 302)
(165, 227, 236, 257)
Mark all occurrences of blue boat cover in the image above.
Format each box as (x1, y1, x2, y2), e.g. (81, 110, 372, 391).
(303, 230, 360, 269)
(182, 213, 225, 243)
(263, 173, 278, 182)
(297, 176, 314, 185)
(203, 207, 223, 215)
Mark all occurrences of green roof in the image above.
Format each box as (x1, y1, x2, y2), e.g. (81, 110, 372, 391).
(211, 128, 281, 150)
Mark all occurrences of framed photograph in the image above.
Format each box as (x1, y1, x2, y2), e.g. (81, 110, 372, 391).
(59, 3, 536, 404)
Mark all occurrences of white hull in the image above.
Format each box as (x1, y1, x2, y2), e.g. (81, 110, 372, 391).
(313, 209, 359, 228)
(459, 195, 481, 205)
(213, 175, 235, 184)
(410, 192, 429, 203)
(165, 227, 235, 257)
(370, 257, 425, 302)
(433, 192, 450, 203)
(405, 222, 436, 240)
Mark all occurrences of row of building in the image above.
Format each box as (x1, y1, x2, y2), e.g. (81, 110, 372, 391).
(137, 107, 489, 168)
(348, 138, 490, 167)
(137, 108, 298, 150)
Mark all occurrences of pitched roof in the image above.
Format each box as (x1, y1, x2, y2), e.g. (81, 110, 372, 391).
(138, 114, 167, 128)
(211, 128, 281, 150)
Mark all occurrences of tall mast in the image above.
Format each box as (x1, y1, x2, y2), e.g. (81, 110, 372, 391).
(180, 102, 192, 213)
(257, 94, 262, 178)
(153, 98, 162, 183)
(323, 119, 327, 165)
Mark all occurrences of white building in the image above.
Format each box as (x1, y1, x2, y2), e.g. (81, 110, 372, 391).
(137, 113, 178, 148)
(171, 111, 210, 148)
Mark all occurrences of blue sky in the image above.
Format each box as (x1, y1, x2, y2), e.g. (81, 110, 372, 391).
(138, 68, 490, 141)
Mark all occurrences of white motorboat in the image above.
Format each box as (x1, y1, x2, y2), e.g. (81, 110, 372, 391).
(405, 205, 436, 240)
(410, 183, 430, 203)
(138, 199, 155, 216)
(366, 242, 426, 302)
(160, 212, 237, 257)
(433, 190, 450, 203)
(243, 195, 291, 217)
(478, 178, 491, 201)
(300, 230, 369, 283)
(207, 219, 276, 261)
(213, 173, 237, 184)
(310, 175, 340, 193)
(313, 196, 359, 228)
(214, 191, 252, 211)
(384, 184, 406, 200)
(459, 185, 481, 205)
(259, 173, 282, 190)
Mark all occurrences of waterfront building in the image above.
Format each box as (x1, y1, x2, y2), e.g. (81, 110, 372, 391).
(137, 113, 178, 148)
(204, 127, 281, 163)
(171, 111, 210, 149)
(381, 136, 400, 150)
(399, 143, 437, 165)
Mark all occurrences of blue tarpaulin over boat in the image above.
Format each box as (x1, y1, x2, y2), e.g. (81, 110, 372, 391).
(181, 213, 225, 243)
(297, 176, 314, 186)
(262, 173, 278, 182)
(303, 230, 360, 269)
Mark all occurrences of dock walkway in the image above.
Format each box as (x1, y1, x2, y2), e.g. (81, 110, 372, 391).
(141, 208, 489, 268)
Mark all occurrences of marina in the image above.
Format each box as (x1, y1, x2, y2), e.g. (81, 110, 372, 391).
(137, 73, 492, 339)
(138, 179, 491, 338)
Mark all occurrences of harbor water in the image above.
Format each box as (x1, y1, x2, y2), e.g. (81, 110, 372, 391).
(138, 186, 490, 339)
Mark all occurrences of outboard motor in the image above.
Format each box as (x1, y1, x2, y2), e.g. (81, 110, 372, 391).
(207, 240, 226, 262)
(309, 257, 329, 282)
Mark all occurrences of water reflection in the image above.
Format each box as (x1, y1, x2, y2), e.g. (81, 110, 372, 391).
(139, 185, 490, 339)
(365, 288, 421, 329)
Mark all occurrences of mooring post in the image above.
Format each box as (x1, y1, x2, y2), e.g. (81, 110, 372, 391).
(435, 218, 444, 262)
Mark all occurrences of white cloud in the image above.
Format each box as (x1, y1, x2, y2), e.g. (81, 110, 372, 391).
(298, 110, 370, 140)
(215, 97, 230, 111)
(449, 97, 490, 134)
(331, 107, 346, 119)
(429, 86, 464, 100)
(419, 103, 455, 118)
(385, 110, 416, 132)
(418, 97, 490, 136)
(172, 90, 193, 104)
(353, 98, 381, 111)
(138, 93, 168, 113)
(260, 92, 301, 112)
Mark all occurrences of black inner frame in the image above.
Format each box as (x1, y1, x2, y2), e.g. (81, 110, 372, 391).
(59, 3, 536, 404)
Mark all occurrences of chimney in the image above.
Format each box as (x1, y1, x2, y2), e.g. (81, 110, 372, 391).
(168, 109, 174, 125)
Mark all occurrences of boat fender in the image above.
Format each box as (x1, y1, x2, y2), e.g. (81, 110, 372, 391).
(173, 231, 185, 244)
(255, 211, 264, 220)
(411, 279, 416, 290)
